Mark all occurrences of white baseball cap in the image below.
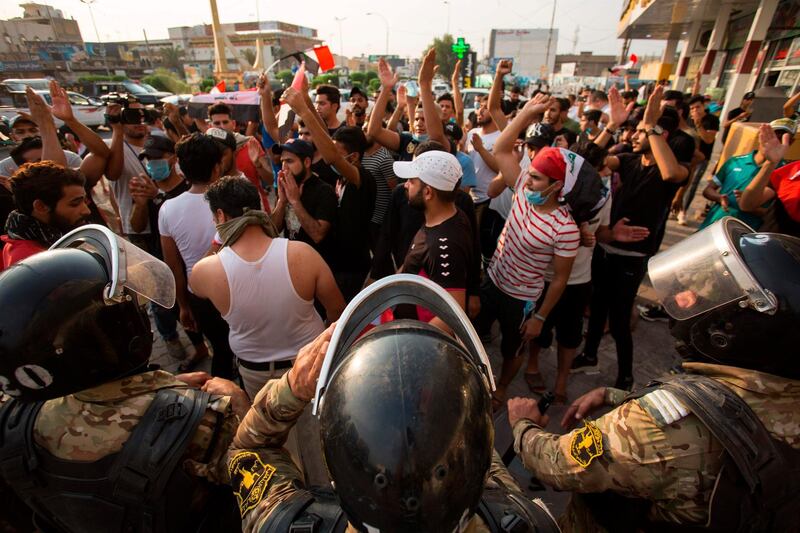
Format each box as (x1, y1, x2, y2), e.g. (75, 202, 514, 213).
(393, 150, 463, 191)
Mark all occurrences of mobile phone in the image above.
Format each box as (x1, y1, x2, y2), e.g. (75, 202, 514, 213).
(405, 81, 419, 98)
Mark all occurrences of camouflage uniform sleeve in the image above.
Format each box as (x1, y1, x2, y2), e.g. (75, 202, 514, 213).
(512, 399, 716, 504)
(226, 373, 308, 533)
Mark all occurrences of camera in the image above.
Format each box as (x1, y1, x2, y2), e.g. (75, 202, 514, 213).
(105, 107, 160, 125)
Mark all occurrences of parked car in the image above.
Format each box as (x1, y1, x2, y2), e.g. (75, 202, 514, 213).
(80, 80, 172, 105)
(461, 88, 489, 124)
(3, 89, 106, 128)
(433, 81, 451, 98)
(1, 78, 52, 92)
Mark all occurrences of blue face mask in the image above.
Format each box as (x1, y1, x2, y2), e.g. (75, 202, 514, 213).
(524, 189, 549, 206)
(145, 159, 171, 181)
(412, 134, 429, 143)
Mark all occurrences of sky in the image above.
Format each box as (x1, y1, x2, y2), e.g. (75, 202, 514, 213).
(1, 0, 667, 60)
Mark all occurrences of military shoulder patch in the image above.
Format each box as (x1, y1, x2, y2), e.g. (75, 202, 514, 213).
(406, 141, 416, 154)
(229, 451, 276, 518)
(569, 420, 604, 468)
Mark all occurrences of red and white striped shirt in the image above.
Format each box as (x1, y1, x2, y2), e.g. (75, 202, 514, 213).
(487, 170, 580, 301)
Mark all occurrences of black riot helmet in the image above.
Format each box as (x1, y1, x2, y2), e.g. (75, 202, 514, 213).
(0, 225, 176, 402)
(649, 217, 800, 379)
(313, 275, 496, 532)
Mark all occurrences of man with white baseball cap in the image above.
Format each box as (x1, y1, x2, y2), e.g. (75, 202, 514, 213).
(393, 146, 478, 332)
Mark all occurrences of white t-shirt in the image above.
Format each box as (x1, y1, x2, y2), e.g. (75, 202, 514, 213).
(158, 191, 216, 285)
(107, 139, 150, 235)
(545, 196, 612, 285)
(466, 128, 501, 204)
(0, 151, 82, 176)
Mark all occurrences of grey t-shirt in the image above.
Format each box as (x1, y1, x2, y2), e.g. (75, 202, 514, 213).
(0, 150, 83, 177)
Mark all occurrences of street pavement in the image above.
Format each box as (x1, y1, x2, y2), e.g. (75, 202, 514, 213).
(3, 128, 702, 517)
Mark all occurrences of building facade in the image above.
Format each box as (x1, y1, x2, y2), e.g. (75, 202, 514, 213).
(555, 52, 618, 77)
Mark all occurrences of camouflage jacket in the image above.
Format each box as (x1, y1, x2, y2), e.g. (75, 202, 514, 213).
(513, 362, 800, 531)
(32, 370, 239, 484)
(229, 373, 553, 533)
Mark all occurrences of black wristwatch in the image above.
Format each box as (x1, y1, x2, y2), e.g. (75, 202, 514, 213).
(646, 125, 664, 136)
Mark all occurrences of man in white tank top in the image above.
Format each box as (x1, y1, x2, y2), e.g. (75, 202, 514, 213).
(189, 176, 345, 401)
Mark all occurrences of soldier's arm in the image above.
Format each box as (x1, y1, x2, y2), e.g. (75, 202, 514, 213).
(512, 399, 698, 496)
(226, 373, 309, 532)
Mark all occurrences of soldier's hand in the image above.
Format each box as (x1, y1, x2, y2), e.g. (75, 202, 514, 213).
(288, 322, 335, 402)
(203, 377, 251, 418)
(175, 371, 212, 388)
(508, 397, 549, 429)
(561, 387, 606, 429)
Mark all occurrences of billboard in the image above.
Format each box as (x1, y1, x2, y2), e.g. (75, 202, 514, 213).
(489, 28, 558, 80)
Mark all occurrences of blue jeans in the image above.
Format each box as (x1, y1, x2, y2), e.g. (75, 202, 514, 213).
(151, 301, 203, 345)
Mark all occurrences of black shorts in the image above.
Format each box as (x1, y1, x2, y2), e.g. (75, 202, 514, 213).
(534, 282, 591, 350)
(475, 276, 528, 359)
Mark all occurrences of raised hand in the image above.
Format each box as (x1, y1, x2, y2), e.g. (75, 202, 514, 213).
(257, 73, 272, 99)
(451, 59, 462, 87)
(49, 80, 74, 122)
(496, 59, 513, 77)
(419, 48, 436, 87)
(25, 86, 53, 128)
(759, 123, 790, 165)
(378, 57, 398, 90)
(281, 87, 307, 113)
(607, 86, 630, 130)
(521, 93, 551, 117)
(642, 84, 664, 128)
(396, 84, 408, 109)
(611, 217, 650, 243)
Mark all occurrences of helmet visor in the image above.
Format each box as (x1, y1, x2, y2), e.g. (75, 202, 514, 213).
(648, 217, 776, 320)
(51, 225, 176, 308)
(312, 274, 495, 415)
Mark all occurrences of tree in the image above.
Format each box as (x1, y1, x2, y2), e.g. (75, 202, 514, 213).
(423, 34, 457, 78)
(276, 69, 293, 87)
(350, 71, 366, 85)
(142, 68, 190, 94)
(368, 78, 381, 94)
(240, 48, 257, 67)
(365, 70, 378, 82)
(160, 46, 184, 72)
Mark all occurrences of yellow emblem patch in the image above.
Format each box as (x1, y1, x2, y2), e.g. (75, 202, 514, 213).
(569, 420, 604, 468)
(406, 141, 416, 154)
(228, 451, 276, 518)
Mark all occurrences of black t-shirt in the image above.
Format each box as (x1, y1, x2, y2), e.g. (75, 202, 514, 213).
(667, 129, 696, 165)
(610, 153, 685, 256)
(397, 132, 420, 162)
(286, 174, 338, 264)
(371, 184, 479, 293)
(330, 165, 377, 273)
(312, 159, 340, 188)
(501, 99, 522, 115)
(696, 113, 720, 160)
(402, 209, 475, 291)
(723, 107, 747, 143)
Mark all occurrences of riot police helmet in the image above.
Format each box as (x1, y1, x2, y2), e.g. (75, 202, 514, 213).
(0, 225, 175, 401)
(313, 275, 496, 532)
(649, 217, 800, 378)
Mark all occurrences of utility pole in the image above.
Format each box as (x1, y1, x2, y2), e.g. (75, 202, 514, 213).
(80, 0, 110, 75)
(142, 29, 153, 68)
(544, 0, 558, 81)
(334, 17, 346, 64)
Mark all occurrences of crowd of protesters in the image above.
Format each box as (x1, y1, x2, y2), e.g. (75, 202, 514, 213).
(2, 53, 800, 410)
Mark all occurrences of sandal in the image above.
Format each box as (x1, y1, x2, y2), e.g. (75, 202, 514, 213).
(524, 372, 547, 394)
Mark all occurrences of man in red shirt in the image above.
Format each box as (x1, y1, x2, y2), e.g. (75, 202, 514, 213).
(2, 161, 90, 268)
